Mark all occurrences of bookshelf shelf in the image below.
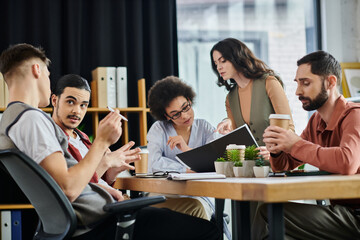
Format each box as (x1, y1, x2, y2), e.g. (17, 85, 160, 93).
(0, 204, 33, 210)
(38, 107, 150, 113)
(90, 79, 149, 145)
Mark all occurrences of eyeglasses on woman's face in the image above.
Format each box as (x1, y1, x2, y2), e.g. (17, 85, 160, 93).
(166, 101, 192, 120)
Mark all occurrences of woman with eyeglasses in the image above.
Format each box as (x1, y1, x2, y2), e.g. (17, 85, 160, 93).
(210, 38, 295, 160)
(147, 76, 220, 174)
(146, 76, 226, 225)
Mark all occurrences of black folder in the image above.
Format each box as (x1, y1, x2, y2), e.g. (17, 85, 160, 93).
(175, 124, 258, 172)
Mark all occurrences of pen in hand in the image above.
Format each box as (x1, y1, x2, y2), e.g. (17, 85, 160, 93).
(107, 106, 128, 121)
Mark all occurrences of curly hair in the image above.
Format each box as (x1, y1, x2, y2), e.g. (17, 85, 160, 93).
(148, 76, 196, 121)
(210, 38, 275, 91)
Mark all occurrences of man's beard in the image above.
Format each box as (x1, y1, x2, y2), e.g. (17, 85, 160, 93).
(55, 106, 80, 130)
(299, 83, 328, 111)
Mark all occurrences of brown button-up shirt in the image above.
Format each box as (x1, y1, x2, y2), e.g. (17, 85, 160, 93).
(271, 96, 360, 208)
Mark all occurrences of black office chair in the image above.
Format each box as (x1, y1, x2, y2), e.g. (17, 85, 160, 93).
(0, 149, 165, 240)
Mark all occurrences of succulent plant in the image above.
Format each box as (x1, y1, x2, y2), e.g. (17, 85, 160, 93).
(234, 161, 243, 167)
(255, 157, 265, 167)
(216, 157, 226, 162)
(245, 145, 259, 160)
(227, 149, 241, 162)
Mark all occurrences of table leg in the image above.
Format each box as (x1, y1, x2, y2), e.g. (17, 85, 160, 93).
(231, 200, 250, 240)
(215, 198, 225, 240)
(267, 203, 284, 240)
(130, 190, 145, 198)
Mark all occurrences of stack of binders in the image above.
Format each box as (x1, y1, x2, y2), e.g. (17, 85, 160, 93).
(1, 210, 22, 240)
(91, 66, 128, 108)
(0, 73, 9, 108)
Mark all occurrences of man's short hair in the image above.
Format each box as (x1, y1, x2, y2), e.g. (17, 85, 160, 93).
(53, 74, 91, 96)
(297, 51, 342, 86)
(0, 43, 50, 76)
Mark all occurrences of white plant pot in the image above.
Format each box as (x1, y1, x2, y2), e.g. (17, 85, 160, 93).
(224, 162, 235, 177)
(214, 162, 226, 175)
(253, 166, 270, 178)
(214, 161, 234, 177)
(233, 166, 245, 177)
(243, 160, 256, 178)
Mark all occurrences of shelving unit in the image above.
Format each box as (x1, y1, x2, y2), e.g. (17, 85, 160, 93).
(88, 78, 149, 146)
(0, 78, 150, 146)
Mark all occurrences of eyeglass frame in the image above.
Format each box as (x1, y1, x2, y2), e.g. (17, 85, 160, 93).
(153, 171, 180, 177)
(165, 100, 192, 120)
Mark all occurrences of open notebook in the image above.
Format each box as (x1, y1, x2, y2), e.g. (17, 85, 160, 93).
(167, 172, 226, 181)
(175, 124, 258, 172)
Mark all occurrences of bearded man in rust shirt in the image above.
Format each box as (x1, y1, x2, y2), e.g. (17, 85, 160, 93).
(253, 51, 360, 240)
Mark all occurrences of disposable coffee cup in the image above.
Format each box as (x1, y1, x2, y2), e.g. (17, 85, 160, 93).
(135, 148, 149, 174)
(269, 114, 291, 130)
(226, 144, 246, 162)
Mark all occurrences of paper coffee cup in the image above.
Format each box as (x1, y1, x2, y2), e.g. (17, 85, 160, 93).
(269, 114, 291, 130)
(135, 148, 148, 174)
(226, 144, 246, 162)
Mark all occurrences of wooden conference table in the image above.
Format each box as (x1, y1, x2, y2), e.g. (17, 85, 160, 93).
(114, 174, 360, 240)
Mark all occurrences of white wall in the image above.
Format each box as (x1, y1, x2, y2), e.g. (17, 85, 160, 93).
(321, 0, 360, 62)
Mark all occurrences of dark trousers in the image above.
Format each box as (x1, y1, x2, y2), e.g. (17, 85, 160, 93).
(72, 207, 221, 240)
(252, 202, 360, 240)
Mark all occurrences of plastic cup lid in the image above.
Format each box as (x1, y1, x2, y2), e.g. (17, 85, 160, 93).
(140, 148, 149, 154)
(269, 114, 291, 120)
(226, 144, 246, 150)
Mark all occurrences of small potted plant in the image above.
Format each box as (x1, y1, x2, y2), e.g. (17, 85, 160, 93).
(225, 148, 244, 177)
(233, 160, 244, 177)
(215, 148, 239, 177)
(253, 157, 270, 178)
(243, 145, 259, 178)
(214, 157, 227, 175)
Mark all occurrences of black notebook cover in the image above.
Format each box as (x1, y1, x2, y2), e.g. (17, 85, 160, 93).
(175, 124, 258, 172)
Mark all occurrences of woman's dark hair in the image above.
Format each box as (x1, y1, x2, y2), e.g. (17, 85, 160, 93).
(297, 50, 341, 86)
(210, 38, 275, 91)
(53, 74, 91, 96)
(148, 76, 196, 121)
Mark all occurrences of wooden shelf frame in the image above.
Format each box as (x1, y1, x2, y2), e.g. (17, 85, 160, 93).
(0, 204, 33, 210)
(90, 78, 149, 145)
